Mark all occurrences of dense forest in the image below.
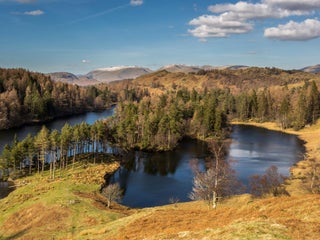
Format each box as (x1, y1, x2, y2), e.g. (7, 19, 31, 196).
(0, 68, 115, 129)
(233, 80, 320, 130)
(1, 67, 320, 178)
(107, 88, 228, 150)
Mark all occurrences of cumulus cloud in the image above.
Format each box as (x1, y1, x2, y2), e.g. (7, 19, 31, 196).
(189, 0, 320, 40)
(208, 1, 308, 20)
(264, 0, 320, 11)
(130, 0, 143, 6)
(23, 9, 44, 15)
(189, 14, 253, 38)
(264, 19, 320, 41)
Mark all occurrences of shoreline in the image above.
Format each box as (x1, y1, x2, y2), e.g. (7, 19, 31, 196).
(231, 121, 319, 196)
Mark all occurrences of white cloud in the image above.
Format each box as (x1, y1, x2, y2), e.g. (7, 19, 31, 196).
(0, 0, 36, 3)
(208, 1, 307, 20)
(189, 0, 320, 41)
(15, 0, 36, 3)
(264, 0, 320, 11)
(189, 14, 253, 38)
(81, 59, 91, 63)
(264, 19, 320, 41)
(130, 0, 143, 6)
(23, 9, 44, 15)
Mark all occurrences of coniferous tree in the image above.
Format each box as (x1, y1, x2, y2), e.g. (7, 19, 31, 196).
(35, 125, 50, 174)
(307, 81, 320, 125)
(279, 96, 290, 129)
(50, 129, 60, 179)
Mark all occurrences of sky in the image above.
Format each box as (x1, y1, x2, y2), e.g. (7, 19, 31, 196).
(0, 0, 320, 74)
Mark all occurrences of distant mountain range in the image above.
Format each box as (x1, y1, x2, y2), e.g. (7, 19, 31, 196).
(48, 64, 319, 85)
(300, 64, 320, 73)
(48, 66, 152, 86)
(86, 66, 153, 82)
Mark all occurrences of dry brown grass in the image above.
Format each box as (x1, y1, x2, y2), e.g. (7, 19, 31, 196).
(2, 203, 70, 239)
(105, 194, 320, 240)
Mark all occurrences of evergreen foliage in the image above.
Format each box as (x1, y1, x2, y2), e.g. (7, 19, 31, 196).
(0, 121, 110, 179)
(0, 68, 114, 129)
(106, 89, 230, 151)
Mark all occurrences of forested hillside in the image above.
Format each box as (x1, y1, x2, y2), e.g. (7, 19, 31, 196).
(0, 68, 115, 129)
(110, 67, 320, 131)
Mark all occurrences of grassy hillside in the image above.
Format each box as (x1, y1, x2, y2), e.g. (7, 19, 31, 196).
(0, 159, 121, 240)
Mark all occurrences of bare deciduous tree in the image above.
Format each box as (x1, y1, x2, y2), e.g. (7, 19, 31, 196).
(250, 165, 288, 197)
(101, 183, 123, 208)
(189, 140, 243, 209)
(305, 158, 320, 194)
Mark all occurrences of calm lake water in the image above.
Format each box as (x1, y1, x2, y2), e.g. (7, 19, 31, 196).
(111, 125, 305, 208)
(110, 139, 210, 208)
(227, 125, 305, 186)
(0, 108, 305, 206)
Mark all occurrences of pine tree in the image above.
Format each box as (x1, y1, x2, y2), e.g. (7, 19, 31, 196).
(35, 126, 50, 174)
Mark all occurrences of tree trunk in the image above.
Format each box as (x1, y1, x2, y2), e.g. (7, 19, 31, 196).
(41, 149, 45, 174)
(29, 154, 32, 175)
(50, 161, 52, 179)
(37, 152, 40, 174)
(73, 143, 76, 169)
(213, 191, 217, 209)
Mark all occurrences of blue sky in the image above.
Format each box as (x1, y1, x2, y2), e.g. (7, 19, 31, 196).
(0, 0, 320, 74)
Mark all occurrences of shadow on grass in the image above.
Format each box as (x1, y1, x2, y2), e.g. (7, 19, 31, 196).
(1, 228, 29, 240)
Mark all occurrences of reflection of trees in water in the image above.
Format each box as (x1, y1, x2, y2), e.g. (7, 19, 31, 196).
(106, 150, 182, 195)
(105, 139, 212, 200)
(119, 151, 181, 176)
(143, 152, 181, 176)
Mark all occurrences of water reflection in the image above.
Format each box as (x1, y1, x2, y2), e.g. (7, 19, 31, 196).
(110, 139, 209, 208)
(110, 125, 305, 208)
(227, 125, 305, 185)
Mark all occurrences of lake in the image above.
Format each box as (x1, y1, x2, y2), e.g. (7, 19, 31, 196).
(227, 125, 305, 186)
(0, 108, 305, 206)
(111, 125, 305, 208)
